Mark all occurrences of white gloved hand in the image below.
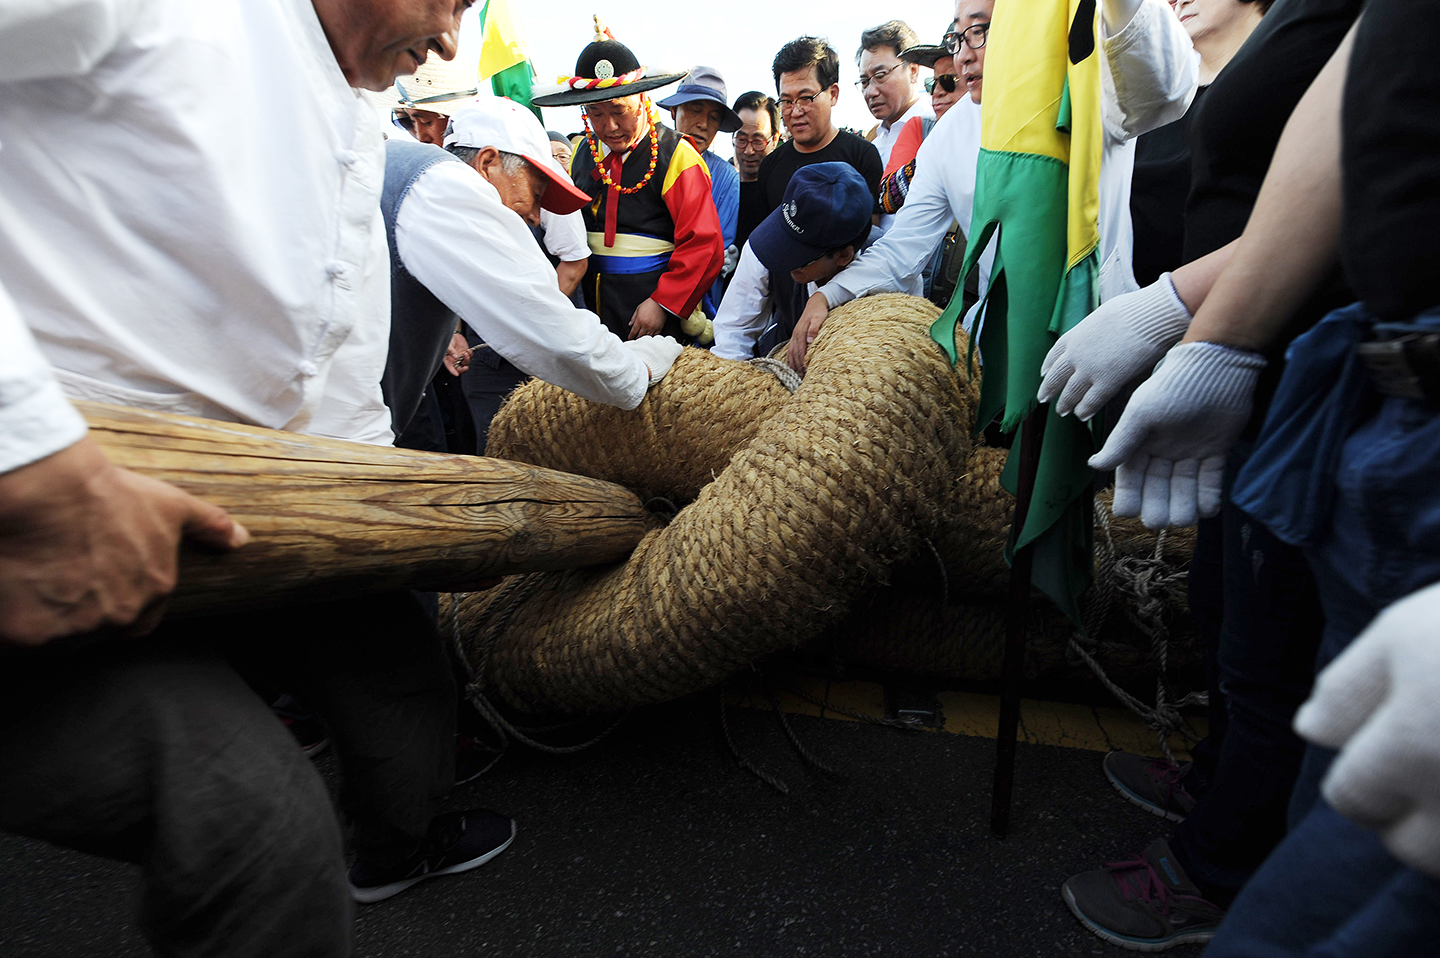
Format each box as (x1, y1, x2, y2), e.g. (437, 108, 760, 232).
(1088, 340, 1265, 528)
(1295, 581, 1440, 877)
(721, 244, 740, 279)
(623, 335, 684, 386)
(1038, 274, 1192, 421)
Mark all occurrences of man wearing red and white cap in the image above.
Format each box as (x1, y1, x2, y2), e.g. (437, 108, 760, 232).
(380, 95, 683, 450)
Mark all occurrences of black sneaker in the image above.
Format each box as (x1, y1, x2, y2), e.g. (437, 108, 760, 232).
(348, 809, 515, 904)
(1103, 752, 1196, 823)
(1061, 838, 1225, 951)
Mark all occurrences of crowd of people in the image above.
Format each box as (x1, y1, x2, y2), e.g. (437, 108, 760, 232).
(1, 0, 1437, 955)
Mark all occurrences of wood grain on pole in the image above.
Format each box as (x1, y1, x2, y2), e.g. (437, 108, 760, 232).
(77, 401, 649, 616)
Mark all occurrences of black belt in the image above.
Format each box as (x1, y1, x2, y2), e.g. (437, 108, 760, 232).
(1358, 323, 1440, 404)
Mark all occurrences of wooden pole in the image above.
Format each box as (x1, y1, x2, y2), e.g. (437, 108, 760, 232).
(990, 405, 1048, 838)
(79, 401, 651, 617)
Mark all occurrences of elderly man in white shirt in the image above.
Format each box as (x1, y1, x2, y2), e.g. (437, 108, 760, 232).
(0, 0, 540, 953)
(787, 0, 1198, 372)
(382, 95, 682, 450)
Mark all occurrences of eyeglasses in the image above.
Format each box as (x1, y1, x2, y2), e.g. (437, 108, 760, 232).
(732, 132, 775, 152)
(942, 22, 991, 55)
(855, 65, 898, 91)
(925, 74, 960, 94)
(392, 108, 417, 132)
(776, 92, 823, 113)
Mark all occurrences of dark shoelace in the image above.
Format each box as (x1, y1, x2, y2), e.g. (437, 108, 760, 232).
(1106, 856, 1173, 913)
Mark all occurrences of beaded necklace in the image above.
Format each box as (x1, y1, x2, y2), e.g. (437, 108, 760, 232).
(583, 95, 659, 195)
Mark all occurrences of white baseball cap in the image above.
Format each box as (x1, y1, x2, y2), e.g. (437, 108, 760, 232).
(444, 96, 591, 215)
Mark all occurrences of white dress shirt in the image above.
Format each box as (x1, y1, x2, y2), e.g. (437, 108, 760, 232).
(0, 0, 395, 454)
(819, 0, 1196, 313)
(0, 286, 87, 474)
(873, 96, 935, 168)
(818, 97, 983, 313)
(395, 161, 650, 409)
(874, 96, 936, 233)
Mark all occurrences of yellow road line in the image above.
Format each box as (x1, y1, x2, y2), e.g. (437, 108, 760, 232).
(727, 673, 1202, 761)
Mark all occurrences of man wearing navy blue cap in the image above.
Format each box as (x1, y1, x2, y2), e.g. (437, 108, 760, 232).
(712, 162, 873, 362)
(660, 66, 743, 319)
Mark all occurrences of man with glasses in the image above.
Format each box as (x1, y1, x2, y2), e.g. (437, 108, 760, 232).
(856, 20, 931, 171)
(748, 37, 883, 355)
(757, 36, 884, 220)
(787, 0, 1196, 372)
(731, 91, 781, 251)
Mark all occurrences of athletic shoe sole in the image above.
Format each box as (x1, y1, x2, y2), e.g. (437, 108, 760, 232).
(1103, 760, 1189, 823)
(1061, 883, 1216, 952)
(349, 820, 516, 904)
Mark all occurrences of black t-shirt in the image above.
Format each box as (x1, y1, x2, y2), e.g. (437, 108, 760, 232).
(1185, 0, 1362, 424)
(1341, 0, 1440, 322)
(756, 130, 884, 216)
(1185, 0, 1362, 263)
(736, 179, 765, 251)
(1130, 86, 1207, 288)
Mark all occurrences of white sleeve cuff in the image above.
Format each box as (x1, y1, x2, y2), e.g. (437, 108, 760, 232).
(0, 376, 88, 474)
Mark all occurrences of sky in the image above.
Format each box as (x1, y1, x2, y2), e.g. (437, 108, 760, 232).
(457, 0, 961, 161)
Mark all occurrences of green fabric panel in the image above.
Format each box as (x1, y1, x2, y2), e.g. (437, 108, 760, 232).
(1057, 77, 1073, 135)
(946, 149, 1068, 433)
(934, 150, 1097, 627)
(1052, 249, 1099, 335)
(492, 60, 541, 122)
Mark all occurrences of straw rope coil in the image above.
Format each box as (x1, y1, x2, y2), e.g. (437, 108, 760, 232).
(453, 293, 1197, 714)
(454, 294, 979, 714)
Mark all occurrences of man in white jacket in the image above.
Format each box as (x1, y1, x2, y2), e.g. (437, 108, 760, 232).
(380, 95, 682, 450)
(0, 1, 571, 953)
(785, 0, 1197, 372)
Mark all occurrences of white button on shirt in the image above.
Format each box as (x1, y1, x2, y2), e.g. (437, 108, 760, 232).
(0, 0, 395, 461)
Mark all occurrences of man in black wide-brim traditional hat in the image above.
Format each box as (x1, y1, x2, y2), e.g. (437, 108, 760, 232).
(533, 22, 724, 344)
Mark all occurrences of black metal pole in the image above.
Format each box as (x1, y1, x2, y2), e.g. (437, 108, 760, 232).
(990, 405, 1048, 838)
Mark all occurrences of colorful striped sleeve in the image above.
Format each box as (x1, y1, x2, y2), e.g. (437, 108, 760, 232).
(652, 140, 725, 318)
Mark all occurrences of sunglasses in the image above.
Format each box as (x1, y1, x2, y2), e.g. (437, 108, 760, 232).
(925, 74, 960, 94)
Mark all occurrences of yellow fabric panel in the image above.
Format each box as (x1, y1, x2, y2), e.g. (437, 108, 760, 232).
(478, 0, 528, 79)
(661, 138, 712, 194)
(1066, 0, 1103, 269)
(979, 0, 1070, 163)
(586, 232, 677, 257)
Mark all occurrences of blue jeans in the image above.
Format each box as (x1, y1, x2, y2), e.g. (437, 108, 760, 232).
(1205, 803, 1440, 958)
(1208, 309, 1440, 955)
(1167, 467, 1323, 905)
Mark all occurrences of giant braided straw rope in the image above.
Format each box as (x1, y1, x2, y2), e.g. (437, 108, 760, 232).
(451, 293, 1198, 716)
(452, 294, 980, 715)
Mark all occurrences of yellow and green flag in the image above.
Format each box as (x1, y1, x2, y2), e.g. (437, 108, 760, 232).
(931, 0, 1104, 623)
(477, 0, 540, 121)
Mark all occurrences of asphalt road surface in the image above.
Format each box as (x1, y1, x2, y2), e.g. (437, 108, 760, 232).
(0, 684, 1204, 958)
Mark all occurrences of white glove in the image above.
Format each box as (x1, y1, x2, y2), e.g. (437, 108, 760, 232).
(1038, 274, 1192, 422)
(1295, 581, 1440, 877)
(1088, 341, 1265, 528)
(622, 335, 684, 386)
(721, 244, 740, 279)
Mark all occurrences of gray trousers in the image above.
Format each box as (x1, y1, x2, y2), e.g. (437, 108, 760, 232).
(0, 592, 455, 957)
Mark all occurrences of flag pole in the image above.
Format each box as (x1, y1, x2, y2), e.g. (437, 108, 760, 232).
(990, 404, 1048, 838)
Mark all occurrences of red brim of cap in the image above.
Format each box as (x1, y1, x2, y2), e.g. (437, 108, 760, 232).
(529, 157, 591, 215)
